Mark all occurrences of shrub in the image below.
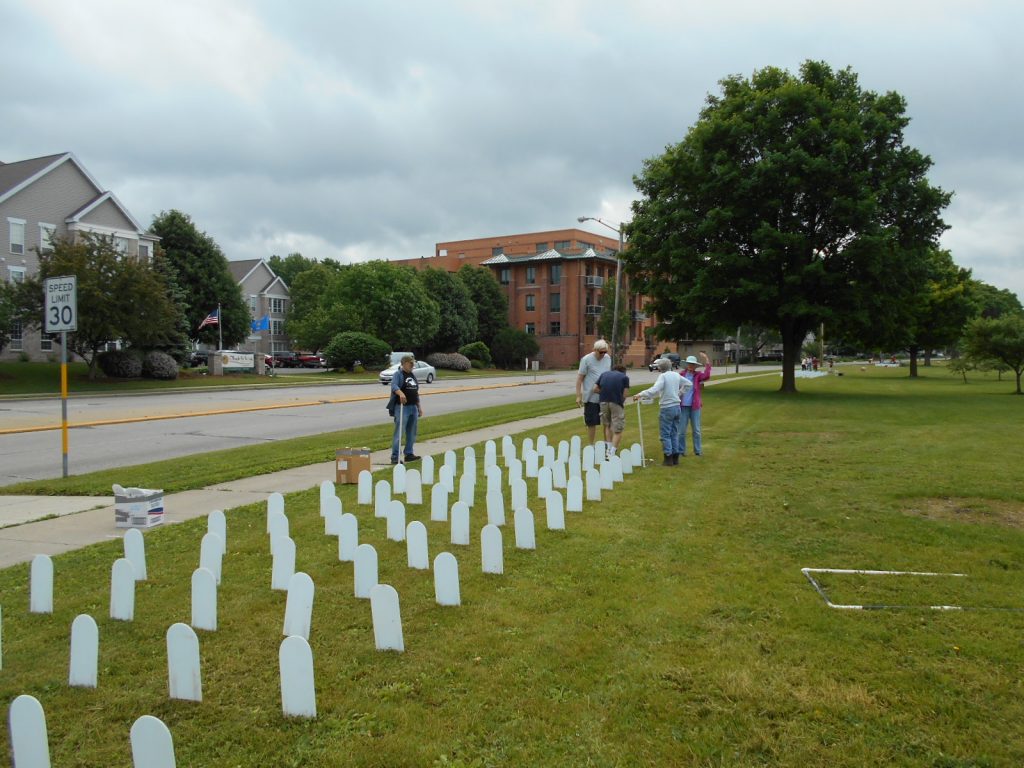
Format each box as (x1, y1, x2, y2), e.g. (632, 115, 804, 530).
(459, 341, 492, 367)
(143, 350, 179, 380)
(325, 332, 390, 372)
(471, 359, 485, 369)
(491, 327, 540, 368)
(97, 349, 143, 378)
(426, 352, 471, 371)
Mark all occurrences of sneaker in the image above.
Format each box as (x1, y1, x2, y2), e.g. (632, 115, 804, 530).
(404, 454, 421, 462)
(391, 458, 401, 465)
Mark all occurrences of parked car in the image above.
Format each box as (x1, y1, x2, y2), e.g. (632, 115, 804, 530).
(186, 350, 210, 368)
(379, 359, 436, 385)
(648, 353, 681, 371)
(270, 350, 301, 368)
(295, 352, 326, 368)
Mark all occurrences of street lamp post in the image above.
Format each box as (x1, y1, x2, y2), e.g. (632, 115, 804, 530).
(577, 216, 624, 362)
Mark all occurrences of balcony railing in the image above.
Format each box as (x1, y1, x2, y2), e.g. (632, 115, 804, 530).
(585, 304, 604, 316)
(584, 275, 604, 287)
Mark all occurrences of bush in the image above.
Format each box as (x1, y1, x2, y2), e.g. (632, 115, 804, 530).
(97, 349, 143, 378)
(471, 359, 485, 369)
(143, 350, 179, 380)
(458, 341, 492, 367)
(426, 352, 471, 371)
(491, 327, 540, 368)
(325, 332, 390, 372)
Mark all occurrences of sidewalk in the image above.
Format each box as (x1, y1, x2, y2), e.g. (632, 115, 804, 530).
(0, 408, 580, 570)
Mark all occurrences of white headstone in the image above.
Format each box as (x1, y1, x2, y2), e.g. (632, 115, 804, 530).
(190, 568, 217, 632)
(610, 454, 624, 483)
(546, 492, 566, 531)
(536, 434, 548, 455)
(433, 552, 461, 606)
(374, 480, 392, 518)
(511, 478, 527, 514)
(463, 445, 476, 463)
(630, 442, 644, 467)
(443, 449, 457, 478)
(568, 454, 582, 482)
(370, 584, 405, 652)
(439, 465, 455, 494)
(405, 468, 423, 505)
(130, 715, 176, 768)
(501, 434, 514, 458)
(406, 521, 429, 570)
(551, 460, 567, 490)
(620, 449, 634, 474)
(537, 466, 552, 500)
(318, 480, 335, 517)
(354, 544, 378, 599)
(484, 440, 497, 469)
(480, 524, 503, 574)
(421, 454, 435, 485)
(486, 489, 506, 527)
(200, 532, 224, 585)
(507, 458, 523, 487)
(585, 468, 602, 501)
(271, 536, 296, 591)
(583, 444, 596, 473)
(279, 635, 316, 718)
(514, 508, 536, 550)
(323, 495, 343, 536)
(595, 440, 607, 463)
(110, 558, 136, 621)
(338, 513, 359, 562)
(392, 462, 407, 494)
(69, 614, 98, 687)
(566, 476, 584, 513)
(166, 623, 201, 702)
(523, 449, 539, 479)
(522, 437, 534, 456)
(123, 528, 147, 581)
(267, 510, 289, 549)
(266, 493, 284, 531)
(450, 501, 470, 545)
(283, 572, 315, 640)
(485, 464, 502, 496)
(386, 500, 407, 542)
(208, 509, 227, 550)
(542, 445, 556, 470)
(463, 454, 476, 480)
(599, 459, 614, 490)
(570, 434, 582, 458)
(458, 472, 475, 508)
(8, 695, 51, 768)
(30, 554, 53, 614)
(430, 483, 449, 522)
(357, 470, 373, 505)
(558, 440, 570, 464)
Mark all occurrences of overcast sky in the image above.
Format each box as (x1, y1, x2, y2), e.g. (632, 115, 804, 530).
(3, 0, 1021, 299)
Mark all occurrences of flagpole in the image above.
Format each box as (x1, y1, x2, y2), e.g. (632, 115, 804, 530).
(217, 303, 223, 351)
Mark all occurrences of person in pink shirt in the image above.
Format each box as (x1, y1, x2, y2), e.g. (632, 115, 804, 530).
(679, 352, 711, 457)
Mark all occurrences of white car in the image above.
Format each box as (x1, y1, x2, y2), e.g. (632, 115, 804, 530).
(379, 359, 436, 385)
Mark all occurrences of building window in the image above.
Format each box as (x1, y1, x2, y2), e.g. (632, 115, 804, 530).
(249, 295, 258, 313)
(577, 240, 593, 250)
(585, 317, 596, 335)
(138, 243, 150, 260)
(492, 246, 504, 256)
(9, 266, 26, 284)
(272, 320, 285, 336)
(550, 321, 560, 336)
(535, 242, 549, 253)
(550, 292, 561, 312)
(525, 294, 535, 311)
(9, 320, 22, 351)
(554, 240, 570, 250)
(39, 224, 56, 253)
(549, 264, 561, 284)
(40, 333, 55, 352)
(8, 219, 25, 255)
(526, 266, 536, 284)
(114, 236, 131, 254)
(499, 268, 510, 285)
(525, 322, 535, 335)
(270, 297, 286, 314)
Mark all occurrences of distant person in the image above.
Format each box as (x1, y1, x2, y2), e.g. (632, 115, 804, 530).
(576, 339, 611, 444)
(679, 352, 712, 457)
(389, 355, 422, 464)
(633, 358, 688, 466)
(593, 364, 630, 458)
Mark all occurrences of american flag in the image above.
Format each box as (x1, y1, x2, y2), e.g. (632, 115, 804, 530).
(198, 308, 219, 330)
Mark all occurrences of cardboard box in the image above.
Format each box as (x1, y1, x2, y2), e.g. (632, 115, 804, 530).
(336, 448, 371, 484)
(114, 487, 164, 528)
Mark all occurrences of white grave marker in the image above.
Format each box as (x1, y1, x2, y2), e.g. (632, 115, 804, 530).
(267, 511, 289, 550)
(374, 480, 392, 518)
(271, 536, 296, 591)
(405, 468, 423, 505)
(8, 695, 50, 768)
(421, 454, 435, 485)
(566, 476, 584, 512)
(191, 568, 217, 632)
(507, 458, 523, 487)
(357, 470, 373, 505)
(354, 544, 378, 599)
(386, 500, 407, 542)
(200, 532, 224, 585)
(69, 614, 98, 687)
(30, 554, 53, 614)
(338, 513, 358, 562)
(514, 508, 536, 550)
(323, 495, 343, 536)
(439, 464, 455, 494)
(630, 442, 644, 467)
(523, 449, 539, 479)
(501, 434, 514, 458)
(586, 468, 602, 501)
(486, 489, 506, 527)
(283, 572, 315, 640)
(551, 460, 567, 490)
(599, 459, 614, 490)
(458, 472, 475, 508)
(583, 445, 596, 473)
(319, 480, 335, 517)
(486, 464, 502, 495)
(450, 501, 470, 545)
(480, 525, 503, 574)
(568, 453, 582, 480)
(484, 440, 497, 468)
(208, 509, 227, 550)
(443, 449, 457, 477)
(430, 483, 449, 522)
(595, 440, 607, 463)
(511, 478, 527, 514)
(537, 466, 552, 499)
(536, 434, 548, 455)
(610, 455, 624, 483)
(279, 635, 316, 718)
(166, 623, 201, 702)
(433, 552, 461, 606)
(620, 450, 634, 474)
(392, 462, 407, 494)
(463, 445, 476, 463)
(370, 584, 405, 652)
(110, 558, 136, 621)
(463, 454, 476, 480)
(266, 493, 284, 531)
(558, 440, 570, 464)
(406, 521, 429, 570)
(130, 715, 176, 768)
(522, 437, 534, 456)
(123, 528, 147, 581)
(546, 492, 566, 531)
(570, 434, 582, 458)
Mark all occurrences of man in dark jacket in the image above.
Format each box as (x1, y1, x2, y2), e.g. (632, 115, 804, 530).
(390, 355, 423, 464)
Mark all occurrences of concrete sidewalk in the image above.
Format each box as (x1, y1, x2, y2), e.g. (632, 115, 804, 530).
(0, 408, 580, 570)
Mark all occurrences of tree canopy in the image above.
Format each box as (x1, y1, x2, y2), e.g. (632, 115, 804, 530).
(962, 313, 1024, 394)
(419, 267, 478, 352)
(624, 61, 951, 392)
(456, 264, 509, 347)
(268, 252, 343, 287)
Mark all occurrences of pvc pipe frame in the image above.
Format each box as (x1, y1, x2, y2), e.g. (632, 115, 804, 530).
(801, 567, 972, 611)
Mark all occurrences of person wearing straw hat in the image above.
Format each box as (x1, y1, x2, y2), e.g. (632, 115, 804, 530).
(633, 358, 690, 466)
(389, 355, 423, 464)
(679, 351, 712, 457)
(575, 339, 612, 444)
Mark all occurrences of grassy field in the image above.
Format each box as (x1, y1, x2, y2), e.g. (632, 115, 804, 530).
(1, 367, 1022, 766)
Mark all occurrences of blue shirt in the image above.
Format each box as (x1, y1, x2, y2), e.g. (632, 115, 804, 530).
(595, 370, 630, 405)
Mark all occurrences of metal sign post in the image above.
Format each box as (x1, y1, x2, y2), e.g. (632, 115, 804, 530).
(44, 276, 77, 478)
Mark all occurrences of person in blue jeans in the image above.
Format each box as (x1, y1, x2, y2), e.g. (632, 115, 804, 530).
(389, 355, 422, 464)
(679, 352, 711, 456)
(633, 358, 687, 466)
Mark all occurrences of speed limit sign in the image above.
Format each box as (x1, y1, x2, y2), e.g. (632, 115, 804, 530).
(44, 275, 77, 333)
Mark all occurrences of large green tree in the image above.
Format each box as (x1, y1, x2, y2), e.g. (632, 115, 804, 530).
(285, 263, 348, 352)
(268, 252, 344, 287)
(456, 264, 509, 347)
(419, 267, 478, 352)
(900, 250, 975, 375)
(625, 61, 951, 393)
(970, 280, 1023, 319)
(149, 210, 248, 347)
(0, 277, 42, 354)
(962, 313, 1024, 394)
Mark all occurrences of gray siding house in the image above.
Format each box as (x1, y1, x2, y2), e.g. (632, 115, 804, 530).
(228, 258, 291, 359)
(1, 152, 158, 361)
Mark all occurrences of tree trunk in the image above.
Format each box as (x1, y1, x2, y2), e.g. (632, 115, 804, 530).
(1017, 368, 1022, 395)
(923, 350, 932, 366)
(908, 347, 919, 378)
(779, 327, 802, 394)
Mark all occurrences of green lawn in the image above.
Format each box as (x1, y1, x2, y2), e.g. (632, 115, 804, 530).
(1, 367, 1022, 766)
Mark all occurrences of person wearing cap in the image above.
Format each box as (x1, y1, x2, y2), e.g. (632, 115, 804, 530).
(679, 351, 712, 457)
(633, 358, 691, 466)
(575, 339, 612, 444)
(389, 355, 423, 464)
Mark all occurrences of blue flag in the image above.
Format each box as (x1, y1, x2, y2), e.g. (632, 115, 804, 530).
(250, 314, 270, 332)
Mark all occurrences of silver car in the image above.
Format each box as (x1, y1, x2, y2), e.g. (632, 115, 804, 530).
(379, 359, 436, 385)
